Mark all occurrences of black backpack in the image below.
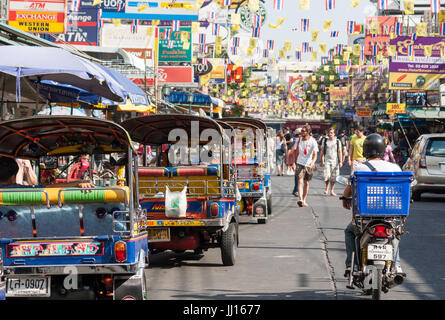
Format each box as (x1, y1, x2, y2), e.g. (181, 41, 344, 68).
(323, 138, 341, 162)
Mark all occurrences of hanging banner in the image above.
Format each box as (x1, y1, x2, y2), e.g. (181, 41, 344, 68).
(101, 0, 199, 21)
(364, 16, 399, 56)
(389, 36, 445, 91)
(330, 87, 349, 102)
(158, 26, 192, 62)
(8, 0, 67, 33)
(289, 76, 303, 102)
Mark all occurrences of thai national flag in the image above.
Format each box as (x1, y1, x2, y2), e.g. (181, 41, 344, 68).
(199, 33, 206, 44)
(411, 33, 417, 41)
(360, 47, 365, 61)
(378, 0, 388, 10)
(267, 40, 274, 50)
(117, 0, 126, 12)
(223, 0, 232, 6)
(325, 0, 335, 10)
(263, 49, 269, 58)
(130, 19, 138, 34)
(208, 11, 216, 20)
(232, 47, 238, 55)
(164, 29, 172, 40)
(372, 45, 378, 56)
(252, 27, 261, 38)
(441, 22, 445, 36)
(330, 31, 339, 37)
(347, 21, 355, 34)
(336, 44, 344, 55)
(301, 19, 310, 32)
(395, 22, 402, 35)
(273, 0, 284, 10)
(172, 20, 180, 32)
(232, 37, 240, 47)
(98, 9, 103, 29)
(70, 0, 81, 12)
(253, 15, 263, 28)
(302, 42, 309, 52)
(167, 41, 174, 49)
(200, 45, 207, 53)
(212, 24, 220, 36)
(408, 45, 413, 57)
(296, 51, 301, 61)
(431, 0, 441, 13)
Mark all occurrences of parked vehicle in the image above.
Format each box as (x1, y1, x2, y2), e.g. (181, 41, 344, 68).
(221, 118, 272, 224)
(0, 116, 148, 300)
(121, 115, 239, 266)
(403, 134, 445, 201)
(339, 171, 413, 300)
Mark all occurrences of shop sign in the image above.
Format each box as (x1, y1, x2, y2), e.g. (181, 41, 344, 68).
(386, 103, 406, 115)
(356, 107, 372, 117)
(158, 27, 192, 63)
(8, 0, 67, 33)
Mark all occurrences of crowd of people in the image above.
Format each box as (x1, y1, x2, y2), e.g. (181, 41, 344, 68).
(275, 124, 401, 207)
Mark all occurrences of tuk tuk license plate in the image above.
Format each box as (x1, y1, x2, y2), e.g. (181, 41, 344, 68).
(6, 276, 50, 297)
(237, 182, 249, 189)
(147, 227, 170, 243)
(367, 244, 393, 261)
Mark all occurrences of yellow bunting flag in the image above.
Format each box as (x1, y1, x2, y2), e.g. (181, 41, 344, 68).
(232, 25, 240, 32)
(112, 19, 121, 27)
(249, 0, 259, 11)
(138, 5, 148, 12)
(191, 21, 200, 33)
(388, 45, 396, 57)
(249, 38, 257, 48)
(183, 41, 190, 50)
(353, 44, 361, 56)
(311, 30, 320, 42)
(92, 0, 103, 5)
(146, 26, 154, 36)
(311, 51, 317, 61)
(343, 52, 350, 61)
(269, 17, 285, 29)
(351, 0, 360, 8)
(284, 41, 292, 51)
(323, 20, 332, 31)
(152, 20, 160, 26)
(319, 43, 326, 54)
(369, 20, 379, 34)
(231, 13, 241, 25)
(300, 0, 310, 10)
(404, 0, 414, 14)
(416, 22, 427, 37)
(324, 65, 330, 72)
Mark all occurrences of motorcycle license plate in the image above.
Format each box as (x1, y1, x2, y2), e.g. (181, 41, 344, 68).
(367, 244, 393, 261)
(6, 276, 50, 297)
(147, 227, 170, 243)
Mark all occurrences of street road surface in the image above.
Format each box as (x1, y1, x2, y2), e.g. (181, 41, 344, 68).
(145, 169, 445, 300)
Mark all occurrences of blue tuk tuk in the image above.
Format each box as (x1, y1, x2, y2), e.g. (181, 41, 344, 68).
(0, 116, 148, 299)
(221, 118, 273, 224)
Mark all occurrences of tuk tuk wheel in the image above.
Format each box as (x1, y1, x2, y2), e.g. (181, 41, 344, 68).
(258, 218, 267, 224)
(221, 222, 237, 266)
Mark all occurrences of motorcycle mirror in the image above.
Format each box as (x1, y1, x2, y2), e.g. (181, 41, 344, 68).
(336, 175, 349, 186)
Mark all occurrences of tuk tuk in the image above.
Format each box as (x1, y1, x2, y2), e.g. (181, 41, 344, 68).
(121, 114, 239, 266)
(0, 116, 148, 300)
(220, 118, 273, 224)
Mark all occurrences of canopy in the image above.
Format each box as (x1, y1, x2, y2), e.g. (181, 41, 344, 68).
(220, 117, 268, 132)
(0, 116, 134, 159)
(37, 106, 87, 116)
(121, 114, 225, 146)
(0, 46, 126, 103)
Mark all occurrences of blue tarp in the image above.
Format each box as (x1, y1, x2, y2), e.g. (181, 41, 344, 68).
(168, 91, 212, 104)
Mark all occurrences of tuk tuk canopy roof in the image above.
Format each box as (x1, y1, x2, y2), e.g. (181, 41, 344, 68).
(121, 114, 226, 146)
(220, 117, 268, 132)
(0, 116, 134, 159)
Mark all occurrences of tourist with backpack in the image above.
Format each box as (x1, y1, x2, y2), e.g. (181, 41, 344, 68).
(320, 127, 343, 196)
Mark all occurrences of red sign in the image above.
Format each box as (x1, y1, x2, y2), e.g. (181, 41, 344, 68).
(227, 65, 243, 83)
(364, 16, 399, 56)
(157, 66, 193, 84)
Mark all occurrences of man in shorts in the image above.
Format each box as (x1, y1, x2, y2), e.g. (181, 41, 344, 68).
(292, 125, 318, 207)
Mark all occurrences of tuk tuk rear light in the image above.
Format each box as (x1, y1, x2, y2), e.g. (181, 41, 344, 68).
(114, 241, 127, 263)
(96, 208, 107, 219)
(253, 183, 260, 190)
(210, 203, 220, 217)
(6, 210, 17, 222)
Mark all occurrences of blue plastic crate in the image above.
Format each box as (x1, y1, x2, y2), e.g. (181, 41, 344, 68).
(352, 171, 413, 216)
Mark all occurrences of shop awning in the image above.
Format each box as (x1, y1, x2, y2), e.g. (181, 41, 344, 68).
(408, 109, 445, 119)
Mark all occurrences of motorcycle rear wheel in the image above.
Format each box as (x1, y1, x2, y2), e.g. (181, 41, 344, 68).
(371, 269, 383, 300)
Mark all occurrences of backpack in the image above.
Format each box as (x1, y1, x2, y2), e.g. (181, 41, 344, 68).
(323, 138, 341, 162)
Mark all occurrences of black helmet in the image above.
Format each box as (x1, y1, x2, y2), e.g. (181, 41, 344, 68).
(363, 133, 386, 159)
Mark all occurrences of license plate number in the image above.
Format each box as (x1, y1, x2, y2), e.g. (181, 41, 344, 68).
(6, 276, 50, 297)
(147, 227, 170, 243)
(367, 244, 393, 261)
(237, 182, 249, 189)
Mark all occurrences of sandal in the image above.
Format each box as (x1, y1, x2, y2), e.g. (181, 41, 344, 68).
(297, 200, 303, 207)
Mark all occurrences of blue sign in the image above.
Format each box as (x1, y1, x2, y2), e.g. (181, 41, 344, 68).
(42, 0, 99, 46)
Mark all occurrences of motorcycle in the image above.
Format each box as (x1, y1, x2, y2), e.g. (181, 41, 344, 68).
(337, 171, 413, 300)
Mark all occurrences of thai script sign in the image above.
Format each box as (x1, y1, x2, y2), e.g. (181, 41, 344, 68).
(7, 241, 104, 258)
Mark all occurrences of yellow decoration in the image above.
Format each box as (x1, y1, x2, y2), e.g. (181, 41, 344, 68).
(404, 0, 414, 15)
(146, 26, 154, 36)
(138, 5, 148, 12)
(416, 22, 427, 37)
(191, 21, 200, 33)
(92, 0, 103, 5)
(152, 20, 160, 26)
(300, 0, 310, 10)
(323, 20, 332, 32)
(269, 17, 285, 29)
(311, 30, 320, 42)
(424, 45, 433, 57)
(351, 0, 360, 8)
(112, 19, 121, 27)
(231, 13, 241, 25)
(248, 0, 259, 11)
(353, 44, 361, 56)
(311, 51, 317, 61)
(319, 43, 326, 54)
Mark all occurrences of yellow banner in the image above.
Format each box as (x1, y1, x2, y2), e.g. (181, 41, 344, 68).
(386, 103, 406, 114)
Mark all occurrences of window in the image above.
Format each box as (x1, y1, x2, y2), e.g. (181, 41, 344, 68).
(426, 138, 445, 157)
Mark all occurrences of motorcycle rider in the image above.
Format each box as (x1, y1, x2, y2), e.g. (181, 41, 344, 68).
(342, 133, 404, 278)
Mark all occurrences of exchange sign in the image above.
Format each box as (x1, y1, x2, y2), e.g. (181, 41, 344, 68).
(8, 0, 67, 33)
(386, 103, 406, 115)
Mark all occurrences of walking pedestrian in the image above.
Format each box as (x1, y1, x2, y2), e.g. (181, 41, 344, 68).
(276, 131, 287, 176)
(348, 126, 366, 174)
(383, 136, 396, 163)
(320, 128, 343, 196)
(284, 128, 293, 175)
(338, 129, 348, 164)
(290, 128, 302, 196)
(292, 124, 318, 207)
